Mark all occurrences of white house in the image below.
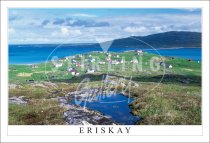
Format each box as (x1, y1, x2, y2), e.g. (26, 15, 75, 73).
(31, 65, 38, 68)
(99, 61, 106, 64)
(106, 57, 111, 61)
(131, 59, 138, 64)
(67, 67, 73, 72)
(64, 57, 69, 61)
(136, 50, 143, 55)
(70, 69, 80, 76)
(71, 69, 76, 75)
(112, 60, 120, 65)
(117, 59, 124, 64)
(76, 62, 84, 67)
(54, 63, 63, 68)
(160, 62, 173, 69)
(86, 69, 95, 73)
(90, 58, 96, 63)
(72, 59, 77, 64)
(169, 65, 173, 69)
(106, 53, 111, 57)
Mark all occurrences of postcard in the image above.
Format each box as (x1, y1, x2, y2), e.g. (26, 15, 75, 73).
(0, 0, 209, 142)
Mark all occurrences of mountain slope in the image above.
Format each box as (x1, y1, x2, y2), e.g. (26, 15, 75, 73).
(110, 31, 201, 48)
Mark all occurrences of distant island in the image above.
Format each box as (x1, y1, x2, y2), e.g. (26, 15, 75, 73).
(10, 31, 201, 49)
(100, 31, 201, 49)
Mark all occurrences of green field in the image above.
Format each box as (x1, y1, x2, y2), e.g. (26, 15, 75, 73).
(9, 51, 201, 125)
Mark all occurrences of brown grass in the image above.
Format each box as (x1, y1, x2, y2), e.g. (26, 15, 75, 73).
(17, 72, 33, 77)
(9, 99, 66, 125)
(130, 83, 201, 125)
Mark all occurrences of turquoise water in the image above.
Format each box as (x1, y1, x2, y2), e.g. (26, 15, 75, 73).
(145, 48, 201, 61)
(9, 44, 201, 64)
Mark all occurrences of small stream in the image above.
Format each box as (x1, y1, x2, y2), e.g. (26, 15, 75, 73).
(71, 94, 140, 125)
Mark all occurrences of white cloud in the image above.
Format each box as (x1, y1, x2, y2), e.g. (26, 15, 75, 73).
(61, 27, 69, 35)
(51, 27, 82, 40)
(70, 29, 82, 35)
(11, 37, 50, 43)
(72, 13, 97, 18)
(153, 26, 162, 31)
(60, 27, 82, 36)
(9, 10, 201, 44)
(175, 8, 200, 12)
(123, 26, 147, 33)
(95, 37, 115, 43)
(9, 27, 15, 35)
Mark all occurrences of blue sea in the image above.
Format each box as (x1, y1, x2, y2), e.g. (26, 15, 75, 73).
(9, 44, 201, 64)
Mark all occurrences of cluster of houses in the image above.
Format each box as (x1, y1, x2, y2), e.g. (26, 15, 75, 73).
(65, 52, 125, 76)
(54, 63, 63, 68)
(51, 50, 148, 76)
(129, 50, 143, 64)
(159, 62, 173, 69)
(72, 59, 84, 67)
(86, 69, 95, 73)
(104, 53, 124, 65)
(99, 61, 106, 65)
(67, 67, 80, 76)
(31, 64, 38, 68)
(111, 60, 124, 65)
(67, 66, 96, 76)
(53, 56, 73, 68)
(136, 50, 144, 56)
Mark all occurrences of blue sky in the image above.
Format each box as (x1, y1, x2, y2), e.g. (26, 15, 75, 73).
(9, 8, 201, 44)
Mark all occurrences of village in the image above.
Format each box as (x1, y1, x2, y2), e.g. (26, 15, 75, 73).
(9, 50, 175, 84)
(50, 50, 173, 77)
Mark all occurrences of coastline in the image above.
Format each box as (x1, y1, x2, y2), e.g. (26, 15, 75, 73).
(9, 47, 201, 65)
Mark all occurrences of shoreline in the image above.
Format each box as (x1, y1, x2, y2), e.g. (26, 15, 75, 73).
(9, 47, 201, 65)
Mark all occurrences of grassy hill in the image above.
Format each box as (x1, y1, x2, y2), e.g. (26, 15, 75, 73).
(8, 51, 201, 125)
(109, 31, 201, 48)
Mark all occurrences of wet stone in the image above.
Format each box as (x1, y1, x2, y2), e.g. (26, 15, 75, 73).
(59, 94, 118, 125)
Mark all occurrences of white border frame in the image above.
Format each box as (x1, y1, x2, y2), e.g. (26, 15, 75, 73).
(1, 1, 209, 142)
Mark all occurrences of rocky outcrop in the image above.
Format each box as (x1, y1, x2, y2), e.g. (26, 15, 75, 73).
(9, 96, 28, 105)
(58, 96, 118, 125)
(9, 84, 22, 89)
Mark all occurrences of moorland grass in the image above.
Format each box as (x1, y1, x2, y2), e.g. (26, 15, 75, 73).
(8, 51, 201, 125)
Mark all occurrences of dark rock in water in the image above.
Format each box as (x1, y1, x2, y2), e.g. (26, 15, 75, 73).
(58, 96, 117, 125)
(9, 96, 28, 105)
